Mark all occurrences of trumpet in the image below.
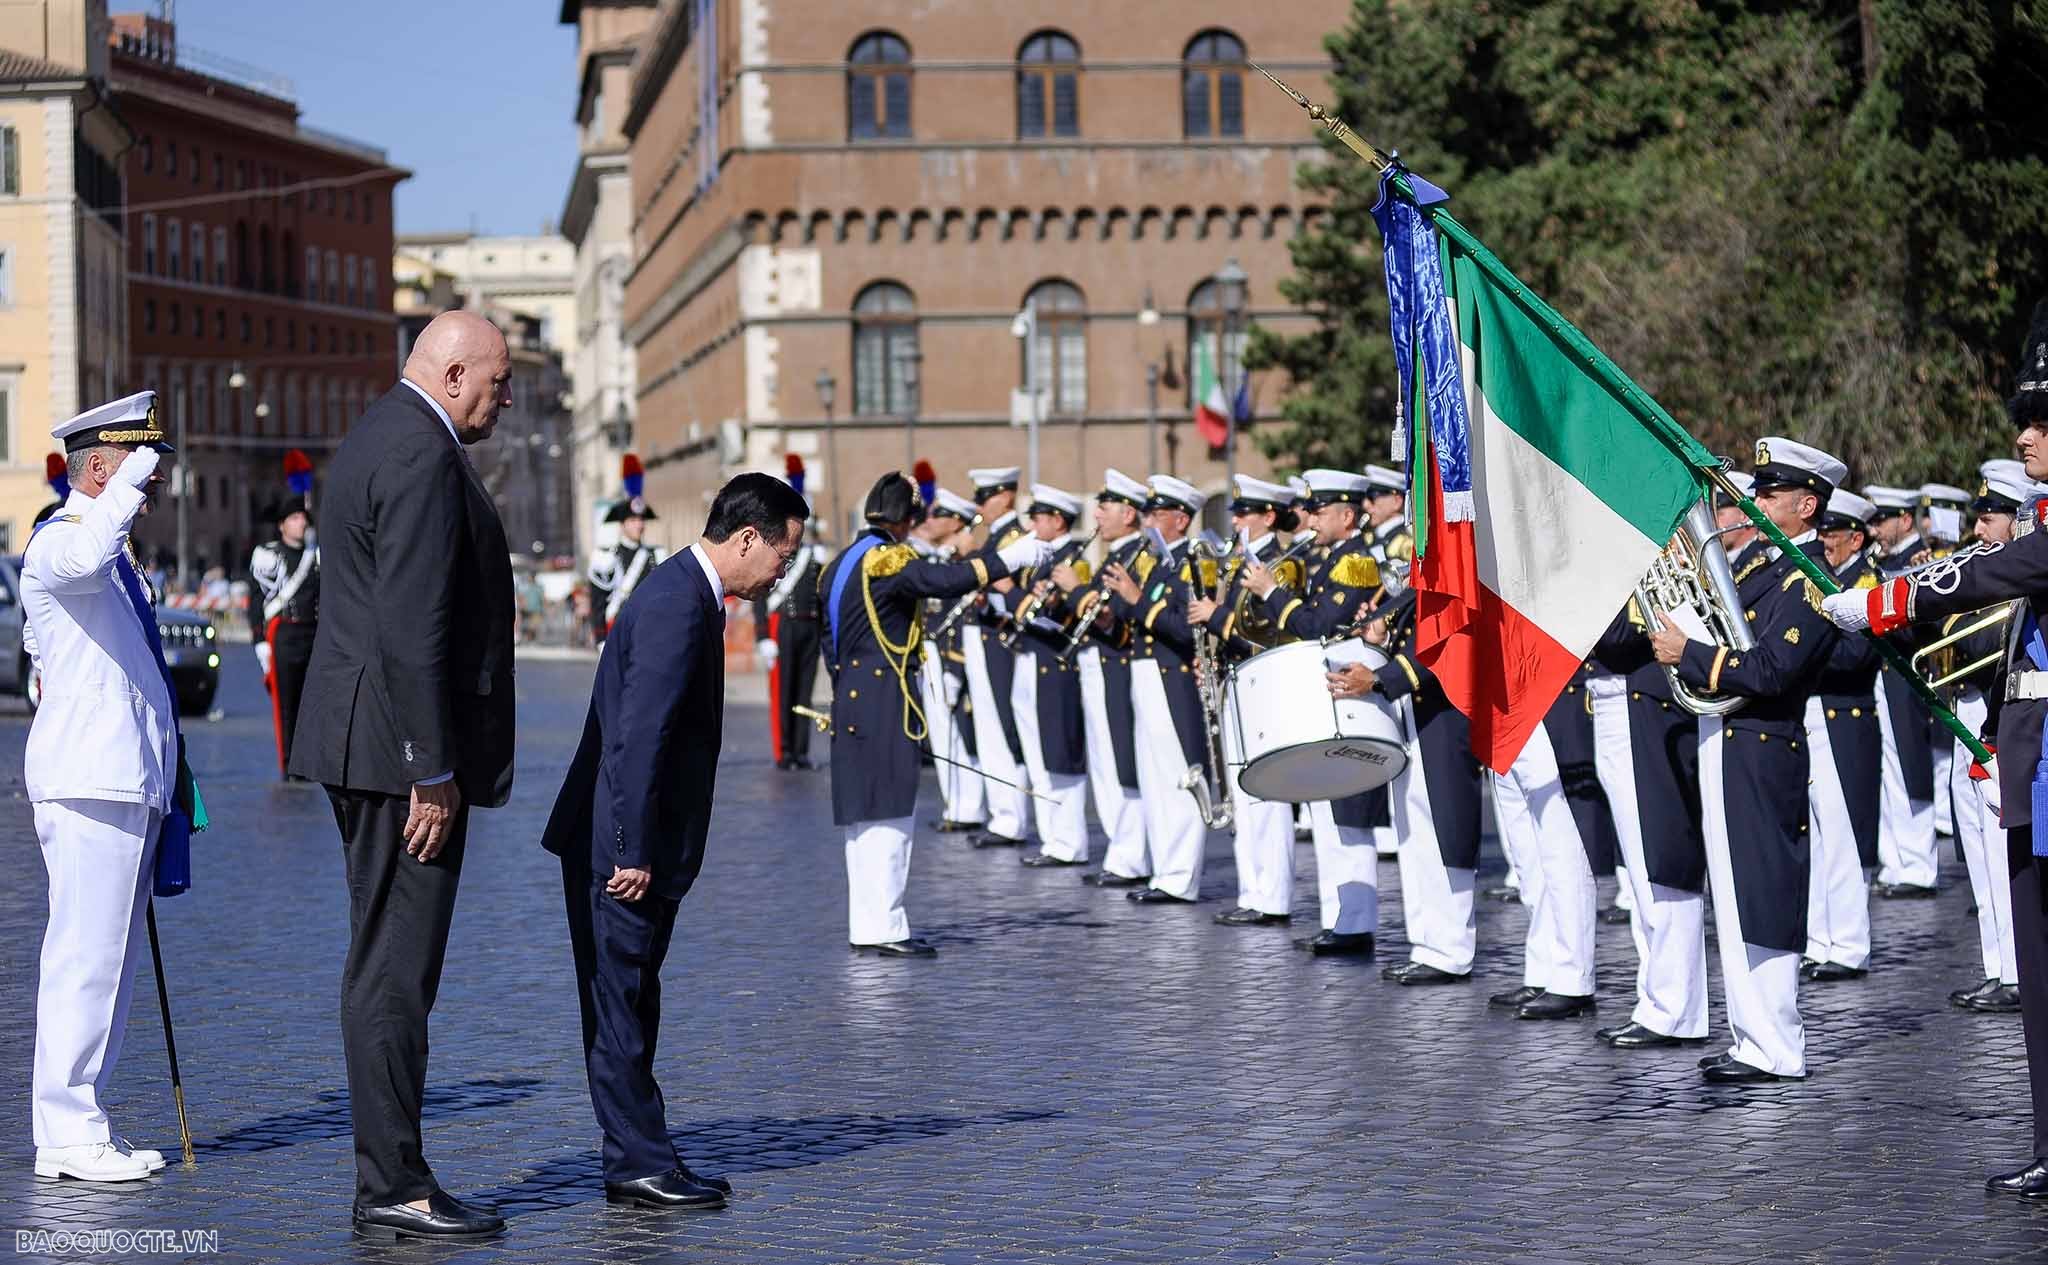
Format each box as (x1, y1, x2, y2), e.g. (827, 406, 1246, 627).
(1910, 601, 2016, 696)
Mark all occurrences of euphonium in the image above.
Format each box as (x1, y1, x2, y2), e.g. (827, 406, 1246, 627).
(1183, 533, 1239, 831)
(1633, 500, 1755, 716)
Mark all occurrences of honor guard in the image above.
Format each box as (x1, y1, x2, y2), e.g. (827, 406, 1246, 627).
(958, 466, 1034, 849)
(1188, 475, 1306, 925)
(249, 494, 320, 777)
(1863, 483, 1943, 896)
(1241, 469, 1383, 954)
(1007, 485, 1094, 868)
(1821, 311, 2048, 1191)
(1058, 470, 1151, 887)
(1800, 490, 1885, 983)
(25, 391, 201, 1182)
(755, 518, 829, 771)
(913, 489, 987, 832)
(1651, 436, 1846, 1082)
(819, 472, 1048, 957)
(588, 497, 665, 643)
(1098, 475, 1213, 905)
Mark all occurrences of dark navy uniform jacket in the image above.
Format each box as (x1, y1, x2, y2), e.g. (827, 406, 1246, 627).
(1875, 535, 1939, 800)
(1061, 534, 1145, 789)
(1008, 535, 1090, 777)
(1593, 604, 1706, 891)
(820, 529, 1009, 826)
(970, 511, 1030, 764)
(1813, 553, 1884, 867)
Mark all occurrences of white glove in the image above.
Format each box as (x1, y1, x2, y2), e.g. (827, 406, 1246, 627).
(254, 641, 273, 677)
(1821, 590, 1870, 632)
(996, 538, 1056, 572)
(113, 447, 161, 491)
(1975, 757, 2002, 821)
(757, 639, 779, 667)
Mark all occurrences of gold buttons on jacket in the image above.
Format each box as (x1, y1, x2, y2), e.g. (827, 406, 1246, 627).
(849, 689, 859, 699)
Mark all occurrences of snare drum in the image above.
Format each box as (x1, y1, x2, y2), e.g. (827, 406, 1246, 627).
(1225, 638, 1408, 802)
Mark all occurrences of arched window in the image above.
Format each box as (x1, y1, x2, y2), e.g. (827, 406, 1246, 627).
(1183, 30, 1245, 138)
(847, 32, 911, 141)
(1186, 279, 1246, 412)
(1021, 281, 1086, 415)
(852, 281, 918, 416)
(1017, 31, 1079, 139)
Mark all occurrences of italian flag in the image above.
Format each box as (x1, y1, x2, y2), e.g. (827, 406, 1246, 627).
(1409, 234, 1700, 772)
(1191, 335, 1231, 449)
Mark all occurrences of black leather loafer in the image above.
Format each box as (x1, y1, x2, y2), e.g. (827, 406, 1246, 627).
(605, 1169, 726, 1211)
(1214, 907, 1290, 926)
(353, 1191, 505, 1241)
(1516, 992, 1595, 1020)
(1987, 1160, 2048, 1197)
(1701, 1059, 1802, 1084)
(679, 1165, 732, 1196)
(1805, 961, 1867, 982)
(1382, 961, 1467, 985)
(1480, 886, 1520, 903)
(1020, 852, 1086, 868)
(1126, 887, 1196, 904)
(1086, 871, 1148, 887)
(851, 939, 938, 958)
(932, 818, 984, 834)
(971, 832, 1028, 849)
(1489, 985, 1543, 1010)
(1952, 978, 1999, 1008)
(1876, 882, 1938, 900)
(1602, 1021, 1696, 1049)
(1598, 905, 1632, 926)
(1296, 930, 1373, 956)
(1969, 983, 2022, 1013)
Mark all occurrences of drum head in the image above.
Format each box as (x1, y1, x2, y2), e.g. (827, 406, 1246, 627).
(1240, 736, 1407, 803)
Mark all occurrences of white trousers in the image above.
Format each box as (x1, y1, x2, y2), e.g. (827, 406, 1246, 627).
(1803, 698, 1871, 970)
(845, 815, 917, 946)
(1588, 680, 1707, 1038)
(1011, 660, 1091, 861)
(1874, 674, 1939, 888)
(1951, 691, 2018, 984)
(1078, 648, 1148, 879)
(1492, 723, 1597, 996)
(1391, 699, 1474, 973)
(961, 628, 1030, 840)
(1934, 743, 1956, 836)
(1132, 661, 1207, 900)
(1614, 864, 1636, 911)
(1222, 685, 1295, 916)
(920, 643, 984, 827)
(1306, 801, 1378, 934)
(34, 798, 160, 1148)
(1699, 716, 1805, 1077)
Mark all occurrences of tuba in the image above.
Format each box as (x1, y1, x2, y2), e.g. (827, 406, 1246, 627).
(1183, 533, 1238, 831)
(1634, 500, 1755, 716)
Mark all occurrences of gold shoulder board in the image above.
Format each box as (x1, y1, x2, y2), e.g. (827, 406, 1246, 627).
(864, 543, 915, 578)
(1135, 552, 1157, 583)
(1072, 560, 1093, 585)
(1276, 558, 1306, 591)
(1854, 573, 1877, 590)
(1330, 553, 1381, 589)
(1387, 533, 1415, 562)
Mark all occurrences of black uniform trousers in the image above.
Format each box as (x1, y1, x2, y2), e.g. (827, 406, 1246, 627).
(561, 856, 682, 1181)
(272, 619, 317, 770)
(331, 790, 470, 1207)
(777, 615, 822, 762)
(2005, 830, 2048, 1159)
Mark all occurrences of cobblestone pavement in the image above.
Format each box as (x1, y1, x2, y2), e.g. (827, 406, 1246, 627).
(0, 654, 2043, 1262)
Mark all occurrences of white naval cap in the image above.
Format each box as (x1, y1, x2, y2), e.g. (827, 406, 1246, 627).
(931, 488, 981, 523)
(55, 389, 174, 454)
(1918, 481, 1972, 507)
(1099, 467, 1149, 507)
(1301, 467, 1372, 506)
(1863, 484, 1917, 514)
(967, 466, 1021, 499)
(1976, 460, 2039, 512)
(1026, 483, 1083, 519)
(1822, 489, 1877, 529)
(1287, 475, 1312, 505)
(1229, 474, 1293, 511)
(1363, 464, 1407, 494)
(1146, 474, 1204, 515)
(1750, 437, 1847, 500)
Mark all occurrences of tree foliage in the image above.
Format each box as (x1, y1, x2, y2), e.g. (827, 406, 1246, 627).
(1253, 0, 2048, 485)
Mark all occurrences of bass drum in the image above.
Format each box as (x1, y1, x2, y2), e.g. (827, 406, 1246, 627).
(1225, 638, 1408, 802)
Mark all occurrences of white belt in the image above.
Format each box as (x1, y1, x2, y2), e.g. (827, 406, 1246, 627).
(2006, 670, 2048, 702)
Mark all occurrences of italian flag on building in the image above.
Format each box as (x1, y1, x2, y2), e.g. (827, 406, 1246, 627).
(1401, 224, 1701, 773)
(1191, 335, 1232, 449)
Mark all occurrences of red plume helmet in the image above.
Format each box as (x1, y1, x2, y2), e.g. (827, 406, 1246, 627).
(784, 452, 806, 496)
(621, 453, 645, 499)
(283, 447, 314, 496)
(912, 459, 937, 507)
(44, 453, 68, 500)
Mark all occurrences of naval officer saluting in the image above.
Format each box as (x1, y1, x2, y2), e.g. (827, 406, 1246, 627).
(24, 390, 191, 1183)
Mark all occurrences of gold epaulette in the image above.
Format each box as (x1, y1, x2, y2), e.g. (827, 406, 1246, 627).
(1734, 552, 1768, 584)
(1330, 553, 1380, 588)
(1071, 560, 1093, 585)
(1778, 568, 1823, 611)
(863, 542, 915, 578)
(1135, 552, 1157, 583)
(1275, 558, 1306, 592)
(1387, 532, 1415, 562)
(1854, 572, 1877, 590)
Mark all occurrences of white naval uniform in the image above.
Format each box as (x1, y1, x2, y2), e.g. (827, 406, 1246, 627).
(1804, 696, 1872, 971)
(1222, 681, 1296, 918)
(23, 486, 179, 1149)
(1132, 659, 1208, 900)
(1874, 671, 1940, 888)
(1951, 689, 2018, 986)
(1077, 644, 1147, 879)
(1389, 694, 1477, 974)
(1008, 534, 1093, 862)
(1492, 719, 1598, 997)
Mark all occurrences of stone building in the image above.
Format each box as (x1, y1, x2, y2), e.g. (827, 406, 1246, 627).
(609, 0, 1348, 545)
(391, 230, 576, 360)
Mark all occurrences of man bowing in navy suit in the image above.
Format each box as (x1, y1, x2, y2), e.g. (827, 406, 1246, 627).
(542, 472, 810, 1212)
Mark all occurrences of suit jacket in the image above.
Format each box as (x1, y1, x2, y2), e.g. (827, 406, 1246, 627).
(542, 548, 725, 898)
(20, 486, 178, 807)
(288, 383, 515, 804)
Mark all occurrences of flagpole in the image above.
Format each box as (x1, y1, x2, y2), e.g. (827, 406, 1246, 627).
(1249, 62, 1992, 765)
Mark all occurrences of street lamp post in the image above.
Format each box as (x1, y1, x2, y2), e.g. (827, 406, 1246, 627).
(898, 345, 922, 473)
(1213, 257, 1248, 489)
(815, 369, 841, 542)
(227, 365, 247, 572)
(1137, 286, 1161, 476)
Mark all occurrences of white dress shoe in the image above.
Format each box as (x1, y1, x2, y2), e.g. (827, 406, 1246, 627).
(34, 1143, 153, 1182)
(113, 1136, 167, 1172)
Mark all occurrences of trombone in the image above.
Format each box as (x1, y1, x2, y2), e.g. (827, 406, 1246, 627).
(1910, 601, 2016, 697)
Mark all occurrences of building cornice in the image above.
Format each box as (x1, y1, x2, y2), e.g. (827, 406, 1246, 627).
(621, 0, 691, 140)
(559, 148, 629, 246)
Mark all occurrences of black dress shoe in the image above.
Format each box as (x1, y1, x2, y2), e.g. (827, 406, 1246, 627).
(1952, 978, 2000, 1008)
(932, 818, 985, 834)
(1084, 871, 1148, 888)
(1127, 887, 1196, 904)
(851, 939, 938, 958)
(678, 1165, 732, 1196)
(1598, 905, 1632, 926)
(605, 1168, 726, 1211)
(971, 832, 1028, 849)
(1877, 882, 1939, 899)
(1798, 958, 1822, 980)
(1969, 983, 2023, 1013)
(1698, 1051, 1733, 1070)
(1294, 930, 1373, 956)
(1805, 961, 1868, 982)
(1702, 1059, 1802, 1084)
(353, 1191, 506, 1241)
(1602, 1021, 1695, 1049)
(1516, 992, 1595, 1020)
(1481, 885, 1521, 903)
(1382, 961, 1467, 985)
(1489, 985, 1543, 1010)
(1214, 907, 1290, 926)
(1020, 852, 1086, 867)
(1986, 1160, 2048, 1197)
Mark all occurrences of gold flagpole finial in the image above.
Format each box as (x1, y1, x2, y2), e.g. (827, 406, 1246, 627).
(1247, 60, 1392, 174)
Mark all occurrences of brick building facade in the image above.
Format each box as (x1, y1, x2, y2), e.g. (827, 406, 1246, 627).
(612, 0, 1347, 545)
(111, 13, 405, 579)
